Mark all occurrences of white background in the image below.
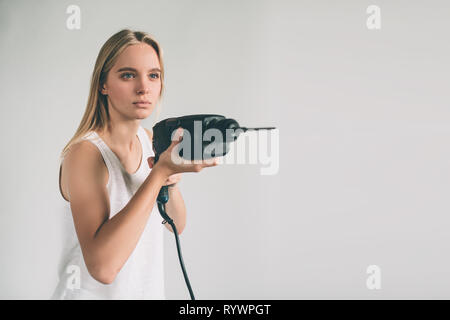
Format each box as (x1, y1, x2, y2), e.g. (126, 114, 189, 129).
(0, 0, 449, 299)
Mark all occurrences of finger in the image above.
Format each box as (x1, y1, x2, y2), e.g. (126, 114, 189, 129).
(170, 128, 184, 144)
(169, 173, 182, 181)
(201, 158, 220, 167)
(166, 179, 176, 186)
(147, 156, 155, 168)
(167, 174, 181, 181)
(170, 175, 182, 184)
(165, 131, 184, 156)
(173, 173, 183, 179)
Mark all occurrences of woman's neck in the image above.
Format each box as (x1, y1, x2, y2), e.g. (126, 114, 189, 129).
(99, 121, 140, 152)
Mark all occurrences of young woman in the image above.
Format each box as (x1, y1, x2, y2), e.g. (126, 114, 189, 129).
(51, 29, 219, 299)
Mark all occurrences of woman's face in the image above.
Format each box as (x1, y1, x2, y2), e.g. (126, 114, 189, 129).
(102, 43, 162, 120)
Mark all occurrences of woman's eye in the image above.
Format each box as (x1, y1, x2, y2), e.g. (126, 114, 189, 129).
(121, 73, 135, 79)
(120, 73, 160, 80)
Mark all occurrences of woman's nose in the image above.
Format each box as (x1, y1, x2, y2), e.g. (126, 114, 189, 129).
(136, 76, 151, 94)
(136, 87, 149, 94)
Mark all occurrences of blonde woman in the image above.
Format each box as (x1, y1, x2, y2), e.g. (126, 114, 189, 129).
(51, 29, 219, 299)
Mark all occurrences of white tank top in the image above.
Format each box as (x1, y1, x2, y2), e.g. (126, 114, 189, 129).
(51, 125, 166, 299)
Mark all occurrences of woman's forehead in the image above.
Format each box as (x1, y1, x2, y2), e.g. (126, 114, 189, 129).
(115, 44, 160, 70)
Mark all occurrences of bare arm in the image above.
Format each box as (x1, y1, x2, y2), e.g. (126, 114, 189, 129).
(87, 167, 167, 284)
(65, 129, 217, 285)
(65, 141, 168, 285)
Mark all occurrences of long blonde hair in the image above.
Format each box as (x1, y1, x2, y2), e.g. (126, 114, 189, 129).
(59, 29, 165, 162)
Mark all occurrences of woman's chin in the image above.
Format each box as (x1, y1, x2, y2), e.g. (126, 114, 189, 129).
(135, 106, 153, 115)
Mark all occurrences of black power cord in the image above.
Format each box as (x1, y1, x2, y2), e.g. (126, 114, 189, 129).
(157, 186, 195, 300)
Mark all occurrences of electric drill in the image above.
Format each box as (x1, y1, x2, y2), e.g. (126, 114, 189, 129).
(150, 114, 276, 299)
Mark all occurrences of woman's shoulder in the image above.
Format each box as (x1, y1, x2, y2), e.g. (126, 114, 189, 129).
(64, 139, 109, 180)
(66, 139, 103, 163)
(60, 140, 108, 199)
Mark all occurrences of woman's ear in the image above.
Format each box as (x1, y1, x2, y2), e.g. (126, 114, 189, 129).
(100, 84, 107, 95)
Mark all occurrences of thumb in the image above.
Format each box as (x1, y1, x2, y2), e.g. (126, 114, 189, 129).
(170, 128, 184, 147)
(147, 156, 155, 168)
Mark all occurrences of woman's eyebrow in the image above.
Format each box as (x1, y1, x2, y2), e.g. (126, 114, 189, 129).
(116, 67, 161, 73)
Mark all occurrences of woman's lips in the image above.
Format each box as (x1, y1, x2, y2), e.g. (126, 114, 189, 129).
(133, 102, 151, 107)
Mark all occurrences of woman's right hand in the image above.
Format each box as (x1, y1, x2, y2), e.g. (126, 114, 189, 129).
(148, 128, 220, 178)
